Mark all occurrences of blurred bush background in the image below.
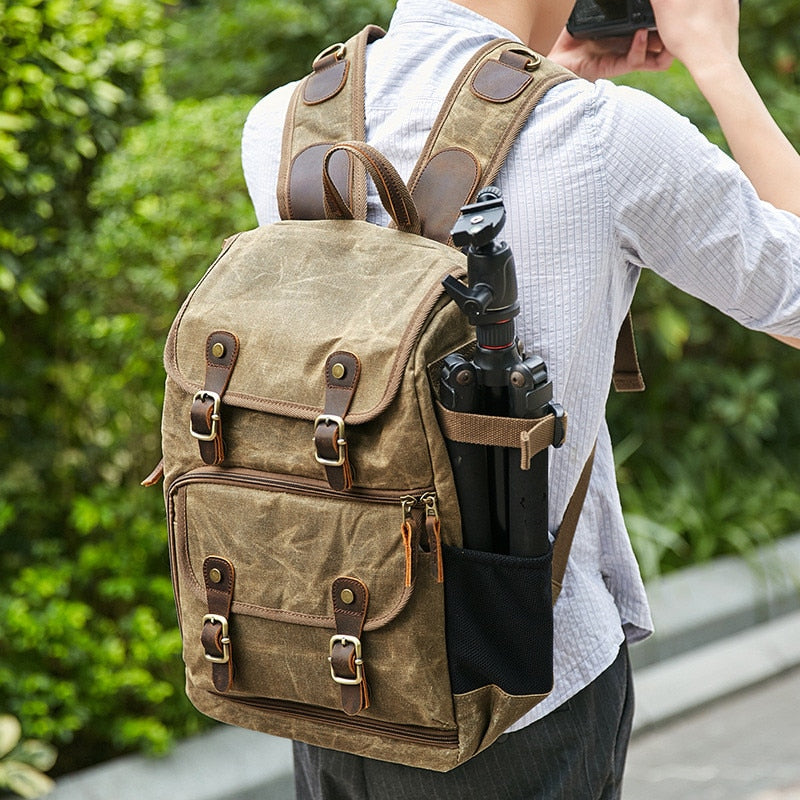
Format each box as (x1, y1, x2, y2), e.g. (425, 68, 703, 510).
(0, 0, 797, 777)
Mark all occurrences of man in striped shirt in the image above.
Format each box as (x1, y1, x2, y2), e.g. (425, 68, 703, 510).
(242, 0, 800, 796)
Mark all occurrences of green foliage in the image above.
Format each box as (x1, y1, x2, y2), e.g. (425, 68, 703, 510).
(0, 714, 57, 799)
(608, 272, 800, 579)
(163, 0, 396, 100)
(0, 0, 167, 323)
(0, 94, 257, 773)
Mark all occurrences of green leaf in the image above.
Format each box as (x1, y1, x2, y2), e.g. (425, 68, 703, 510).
(0, 113, 33, 133)
(17, 282, 48, 315)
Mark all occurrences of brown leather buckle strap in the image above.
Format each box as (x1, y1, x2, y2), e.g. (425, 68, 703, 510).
(329, 576, 370, 715)
(201, 556, 235, 692)
(189, 331, 240, 465)
(313, 351, 361, 491)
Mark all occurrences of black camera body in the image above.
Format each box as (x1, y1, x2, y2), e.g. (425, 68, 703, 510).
(567, 0, 656, 39)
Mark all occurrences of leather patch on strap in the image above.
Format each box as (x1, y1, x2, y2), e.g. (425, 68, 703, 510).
(411, 148, 480, 244)
(471, 51, 535, 103)
(201, 556, 235, 693)
(190, 331, 240, 465)
(313, 352, 361, 491)
(288, 145, 351, 220)
(303, 50, 349, 105)
(329, 576, 370, 715)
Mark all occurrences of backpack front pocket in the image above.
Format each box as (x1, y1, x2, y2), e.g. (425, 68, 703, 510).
(166, 467, 455, 731)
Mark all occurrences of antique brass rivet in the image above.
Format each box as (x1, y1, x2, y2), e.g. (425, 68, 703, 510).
(340, 588, 355, 605)
(211, 342, 226, 359)
(331, 362, 346, 380)
(209, 567, 223, 584)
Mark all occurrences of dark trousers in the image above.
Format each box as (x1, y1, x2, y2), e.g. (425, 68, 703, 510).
(294, 643, 634, 800)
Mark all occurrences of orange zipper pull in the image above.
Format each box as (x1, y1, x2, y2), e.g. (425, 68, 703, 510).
(400, 496, 418, 588)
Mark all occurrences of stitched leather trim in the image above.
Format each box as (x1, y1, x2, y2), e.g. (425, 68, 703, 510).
(411, 148, 480, 244)
(288, 144, 351, 221)
(303, 57, 349, 105)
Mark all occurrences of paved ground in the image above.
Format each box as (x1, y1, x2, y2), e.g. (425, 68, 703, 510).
(624, 667, 800, 800)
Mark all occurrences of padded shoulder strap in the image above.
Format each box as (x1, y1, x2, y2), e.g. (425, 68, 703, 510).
(408, 42, 573, 244)
(277, 25, 385, 221)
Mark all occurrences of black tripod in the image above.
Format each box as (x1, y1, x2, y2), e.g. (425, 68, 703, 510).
(440, 188, 564, 557)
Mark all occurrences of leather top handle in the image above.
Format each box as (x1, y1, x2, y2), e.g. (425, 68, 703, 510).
(322, 141, 422, 236)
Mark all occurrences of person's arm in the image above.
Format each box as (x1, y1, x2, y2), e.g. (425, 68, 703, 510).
(650, 0, 800, 217)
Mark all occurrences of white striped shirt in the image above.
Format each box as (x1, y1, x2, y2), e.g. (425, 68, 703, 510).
(242, 0, 800, 730)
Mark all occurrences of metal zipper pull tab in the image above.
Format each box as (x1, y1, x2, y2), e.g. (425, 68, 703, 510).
(422, 493, 444, 583)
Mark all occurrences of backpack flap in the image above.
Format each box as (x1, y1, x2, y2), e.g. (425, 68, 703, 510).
(163, 219, 468, 477)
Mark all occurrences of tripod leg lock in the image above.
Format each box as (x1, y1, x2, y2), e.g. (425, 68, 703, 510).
(548, 402, 566, 448)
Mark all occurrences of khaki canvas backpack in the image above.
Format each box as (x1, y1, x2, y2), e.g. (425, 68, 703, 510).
(150, 27, 640, 772)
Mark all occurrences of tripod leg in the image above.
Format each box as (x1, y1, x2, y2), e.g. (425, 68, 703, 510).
(508, 448, 550, 557)
(440, 355, 493, 551)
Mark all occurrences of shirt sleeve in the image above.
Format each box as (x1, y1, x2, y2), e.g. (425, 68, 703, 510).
(593, 81, 800, 337)
(241, 82, 297, 226)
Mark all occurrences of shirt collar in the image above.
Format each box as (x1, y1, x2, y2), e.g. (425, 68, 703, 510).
(388, 0, 521, 43)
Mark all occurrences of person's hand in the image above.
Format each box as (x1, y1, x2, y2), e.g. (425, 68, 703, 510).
(650, 0, 741, 80)
(548, 28, 673, 81)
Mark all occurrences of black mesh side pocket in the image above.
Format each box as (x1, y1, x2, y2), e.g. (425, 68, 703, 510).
(442, 544, 553, 696)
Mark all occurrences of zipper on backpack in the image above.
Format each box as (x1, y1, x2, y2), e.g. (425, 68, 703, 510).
(170, 466, 433, 507)
(169, 467, 439, 597)
(221, 693, 459, 749)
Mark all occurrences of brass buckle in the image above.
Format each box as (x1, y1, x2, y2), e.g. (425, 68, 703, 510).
(328, 635, 364, 686)
(313, 414, 347, 467)
(313, 42, 346, 68)
(202, 613, 230, 664)
(190, 391, 222, 441)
